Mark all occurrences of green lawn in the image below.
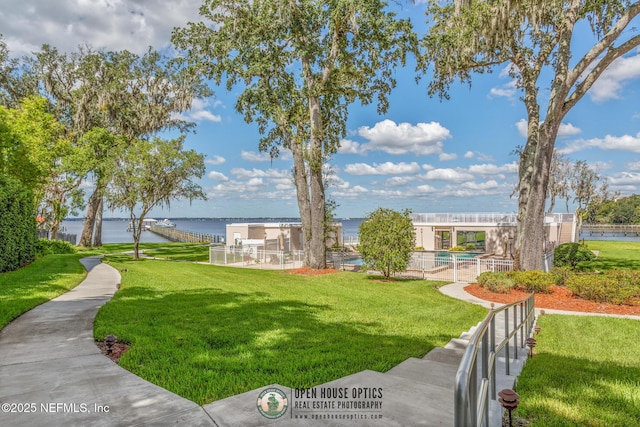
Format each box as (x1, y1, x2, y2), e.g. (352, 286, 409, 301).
(0, 254, 89, 328)
(583, 240, 640, 270)
(515, 314, 640, 426)
(142, 243, 211, 262)
(94, 258, 487, 404)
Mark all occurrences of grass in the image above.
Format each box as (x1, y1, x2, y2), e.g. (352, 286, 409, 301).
(94, 257, 487, 404)
(582, 240, 640, 270)
(142, 243, 211, 262)
(515, 314, 640, 426)
(0, 254, 89, 328)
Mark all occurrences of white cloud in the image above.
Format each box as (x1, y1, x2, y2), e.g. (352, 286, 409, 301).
(558, 122, 582, 137)
(344, 162, 421, 176)
(184, 98, 222, 123)
(464, 151, 475, 159)
(489, 80, 518, 99)
(516, 119, 528, 137)
(588, 50, 640, 102)
(207, 171, 229, 181)
(558, 132, 640, 155)
(468, 162, 518, 176)
(627, 161, 640, 171)
(205, 155, 226, 166)
(423, 168, 474, 183)
(357, 119, 451, 156)
(1, 0, 203, 56)
(608, 172, 640, 186)
(385, 176, 415, 187)
(338, 139, 361, 154)
(516, 119, 582, 138)
(241, 151, 273, 162)
(439, 152, 458, 161)
(231, 168, 291, 180)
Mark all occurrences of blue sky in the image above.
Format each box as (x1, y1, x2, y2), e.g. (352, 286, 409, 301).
(2, 1, 640, 218)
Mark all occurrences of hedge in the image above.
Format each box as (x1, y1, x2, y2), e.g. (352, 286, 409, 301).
(0, 176, 37, 272)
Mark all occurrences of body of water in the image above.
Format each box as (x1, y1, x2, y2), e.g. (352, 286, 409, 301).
(59, 218, 364, 245)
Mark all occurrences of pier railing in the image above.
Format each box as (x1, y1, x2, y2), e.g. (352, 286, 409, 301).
(149, 226, 223, 243)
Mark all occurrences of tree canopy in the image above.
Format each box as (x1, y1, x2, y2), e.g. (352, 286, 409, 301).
(173, 0, 416, 268)
(106, 136, 206, 259)
(421, 0, 640, 270)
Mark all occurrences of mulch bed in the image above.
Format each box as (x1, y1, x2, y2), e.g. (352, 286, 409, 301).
(95, 341, 130, 364)
(465, 284, 640, 316)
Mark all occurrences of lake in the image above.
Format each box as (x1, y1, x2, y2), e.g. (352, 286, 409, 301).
(59, 218, 364, 244)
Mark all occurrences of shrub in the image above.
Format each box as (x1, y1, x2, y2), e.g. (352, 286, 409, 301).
(566, 270, 640, 305)
(476, 271, 515, 293)
(465, 244, 476, 250)
(450, 246, 466, 252)
(511, 270, 554, 293)
(550, 266, 573, 286)
(554, 243, 596, 270)
(34, 239, 77, 257)
(358, 208, 415, 278)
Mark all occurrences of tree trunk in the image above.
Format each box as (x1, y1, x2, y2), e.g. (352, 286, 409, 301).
(307, 96, 326, 270)
(93, 196, 103, 247)
(79, 188, 99, 247)
(290, 138, 313, 267)
(515, 126, 559, 271)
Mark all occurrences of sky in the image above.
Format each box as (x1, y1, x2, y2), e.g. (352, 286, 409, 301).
(2, 1, 640, 219)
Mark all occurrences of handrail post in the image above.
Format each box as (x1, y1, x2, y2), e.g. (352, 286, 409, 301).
(490, 315, 496, 400)
(513, 307, 518, 359)
(482, 333, 489, 426)
(505, 307, 510, 376)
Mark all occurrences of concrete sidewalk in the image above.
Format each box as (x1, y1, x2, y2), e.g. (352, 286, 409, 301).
(0, 257, 214, 427)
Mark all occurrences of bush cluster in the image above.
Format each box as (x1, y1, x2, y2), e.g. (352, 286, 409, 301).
(477, 270, 555, 293)
(565, 270, 640, 305)
(35, 239, 77, 257)
(477, 271, 515, 293)
(554, 243, 596, 270)
(511, 270, 555, 293)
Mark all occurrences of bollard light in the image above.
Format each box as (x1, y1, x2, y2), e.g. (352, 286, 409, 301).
(526, 337, 537, 357)
(105, 335, 116, 355)
(534, 324, 541, 335)
(498, 388, 520, 427)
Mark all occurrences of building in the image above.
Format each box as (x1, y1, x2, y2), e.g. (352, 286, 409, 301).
(411, 213, 576, 257)
(226, 222, 342, 252)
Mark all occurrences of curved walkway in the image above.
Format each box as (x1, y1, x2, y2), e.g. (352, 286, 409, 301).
(0, 257, 215, 427)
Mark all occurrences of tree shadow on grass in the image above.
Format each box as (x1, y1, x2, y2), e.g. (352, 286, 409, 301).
(95, 285, 458, 404)
(515, 352, 640, 426)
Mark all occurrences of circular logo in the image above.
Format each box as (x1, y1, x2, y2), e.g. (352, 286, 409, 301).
(257, 387, 288, 419)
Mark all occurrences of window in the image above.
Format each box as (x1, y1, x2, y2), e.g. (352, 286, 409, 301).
(456, 230, 485, 250)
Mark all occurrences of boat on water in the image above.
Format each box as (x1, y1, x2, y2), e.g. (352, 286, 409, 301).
(155, 218, 176, 228)
(127, 218, 160, 231)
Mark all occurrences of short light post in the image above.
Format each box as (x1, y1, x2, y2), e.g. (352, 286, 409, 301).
(498, 389, 520, 427)
(105, 335, 116, 355)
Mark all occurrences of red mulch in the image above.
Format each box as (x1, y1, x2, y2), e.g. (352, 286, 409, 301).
(95, 341, 130, 364)
(465, 284, 640, 316)
(287, 266, 340, 275)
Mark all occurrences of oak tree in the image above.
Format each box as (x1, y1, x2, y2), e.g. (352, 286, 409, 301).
(173, 0, 416, 268)
(421, 0, 640, 270)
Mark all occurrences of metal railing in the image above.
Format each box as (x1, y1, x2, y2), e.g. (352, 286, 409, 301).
(454, 292, 536, 427)
(209, 246, 305, 270)
(402, 253, 514, 282)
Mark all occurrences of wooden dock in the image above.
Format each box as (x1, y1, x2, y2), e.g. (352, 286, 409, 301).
(148, 226, 224, 243)
(581, 224, 640, 236)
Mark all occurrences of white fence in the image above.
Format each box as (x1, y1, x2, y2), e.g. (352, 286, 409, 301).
(401, 253, 514, 282)
(209, 246, 305, 270)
